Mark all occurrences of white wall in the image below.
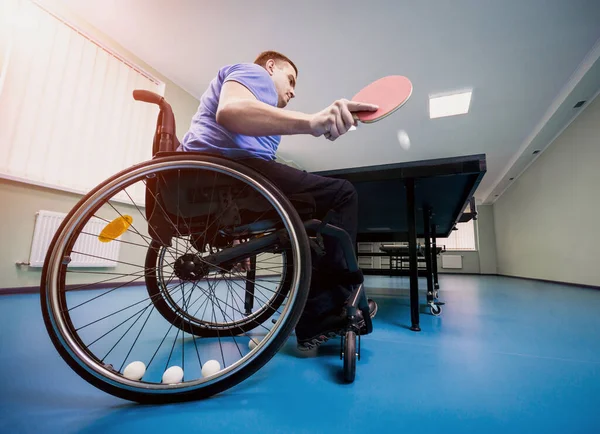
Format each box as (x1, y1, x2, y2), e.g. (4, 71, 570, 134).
(437, 251, 480, 274)
(0, 2, 199, 290)
(494, 95, 600, 287)
(435, 213, 490, 275)
(477, 205, 498, 274)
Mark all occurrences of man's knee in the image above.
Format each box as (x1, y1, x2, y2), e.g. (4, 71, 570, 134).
(337, 179, 358, 208)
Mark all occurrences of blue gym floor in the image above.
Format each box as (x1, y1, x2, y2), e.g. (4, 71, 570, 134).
(1, 275, 599, 433)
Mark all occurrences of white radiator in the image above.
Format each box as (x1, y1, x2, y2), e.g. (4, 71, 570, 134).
(357, 242, 374, 253)
(28, 210, 121, 268)
(441, 254, 463, 269)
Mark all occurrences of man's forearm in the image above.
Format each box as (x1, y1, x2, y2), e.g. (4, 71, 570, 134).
(216, 99, 313, 136)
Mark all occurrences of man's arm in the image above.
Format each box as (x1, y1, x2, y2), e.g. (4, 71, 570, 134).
(216, 81, 312, 136)
(216, 81, 378, 141)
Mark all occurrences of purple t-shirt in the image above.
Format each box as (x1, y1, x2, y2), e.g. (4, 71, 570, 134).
(180, 63, 281, 160)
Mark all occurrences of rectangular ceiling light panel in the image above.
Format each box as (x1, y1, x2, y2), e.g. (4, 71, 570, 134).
(429, 90, 472, 119)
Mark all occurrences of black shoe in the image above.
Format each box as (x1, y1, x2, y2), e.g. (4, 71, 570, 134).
(366, 299, 378, 319)
(296, 313, 347, 351)
(355, 299, 378, 334)
(345, 298, 378, 320)
(296, 300, 378, 351)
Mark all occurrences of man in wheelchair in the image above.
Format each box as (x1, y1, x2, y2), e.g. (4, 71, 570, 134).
(179, 51, 378, 350)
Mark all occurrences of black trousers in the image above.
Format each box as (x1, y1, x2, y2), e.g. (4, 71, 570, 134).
(239, 157, 359, 319)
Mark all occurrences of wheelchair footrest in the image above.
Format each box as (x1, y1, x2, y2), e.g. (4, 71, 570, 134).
(344, 283, 373, 336)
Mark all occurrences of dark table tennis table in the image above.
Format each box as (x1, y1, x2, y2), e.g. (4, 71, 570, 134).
(378, 244, 446, 279)
(315, 153, 487, 331)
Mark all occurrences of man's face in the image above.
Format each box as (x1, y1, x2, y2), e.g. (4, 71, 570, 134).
(268, 61, 296, 108)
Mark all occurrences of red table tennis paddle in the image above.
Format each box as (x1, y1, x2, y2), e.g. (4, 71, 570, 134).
(352, 75, 413, 123)
(324, 75, 413, 139)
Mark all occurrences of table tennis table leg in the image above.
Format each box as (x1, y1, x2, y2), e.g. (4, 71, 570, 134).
(406, 178, 421, 332)
(423, 209, 444, 316)
(431, 225, 440, 292)
(423, 208, 435, 306)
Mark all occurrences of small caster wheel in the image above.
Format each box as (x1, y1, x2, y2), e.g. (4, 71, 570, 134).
(430, 304, 442, 316)
(343, 330, 357, 383)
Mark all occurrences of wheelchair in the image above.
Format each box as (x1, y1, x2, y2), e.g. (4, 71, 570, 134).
(40, 89, 373, 404)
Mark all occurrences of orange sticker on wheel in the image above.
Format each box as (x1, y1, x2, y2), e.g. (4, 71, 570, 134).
(98, 215, 133, 242)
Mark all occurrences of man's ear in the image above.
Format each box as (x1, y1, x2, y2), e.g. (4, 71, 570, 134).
(265, 59, 275, 75)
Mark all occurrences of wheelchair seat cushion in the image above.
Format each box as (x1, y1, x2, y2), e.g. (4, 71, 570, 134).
(151, 152, 317, 218)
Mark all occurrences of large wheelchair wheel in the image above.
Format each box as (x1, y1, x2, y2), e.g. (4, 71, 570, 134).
(145, 241, 293, 337)
(40, 154, 312, 403)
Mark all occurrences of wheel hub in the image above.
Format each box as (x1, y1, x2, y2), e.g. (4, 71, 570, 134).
(174, 253, 208, 281)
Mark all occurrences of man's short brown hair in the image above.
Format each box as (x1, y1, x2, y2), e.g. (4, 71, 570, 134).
(254, 51, 298, 77)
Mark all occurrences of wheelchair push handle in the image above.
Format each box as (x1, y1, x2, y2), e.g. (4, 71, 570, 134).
(133, 89, 178, 152)
(133, 89, 164, 105)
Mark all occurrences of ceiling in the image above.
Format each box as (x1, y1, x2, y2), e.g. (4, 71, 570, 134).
(51, 0, 600, 204)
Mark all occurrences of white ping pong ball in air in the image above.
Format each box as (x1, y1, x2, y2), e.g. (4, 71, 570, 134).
(123, 361, 146, 380)
(397, 129, 411, 150)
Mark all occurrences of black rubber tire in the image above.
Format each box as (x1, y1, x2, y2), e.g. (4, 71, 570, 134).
(40, 154, 312, 403)
(343, 330, 357, 383)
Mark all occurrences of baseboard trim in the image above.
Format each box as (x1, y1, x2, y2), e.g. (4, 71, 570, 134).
(362, 269, 430, 277)
(0, 280, 145, 296)
(3, 273, 597, 295)
(1, 274, 282, 296)
(437, 272, 487, 276)
(496, 274, 600, 290)
(0, 286, 40, 295)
